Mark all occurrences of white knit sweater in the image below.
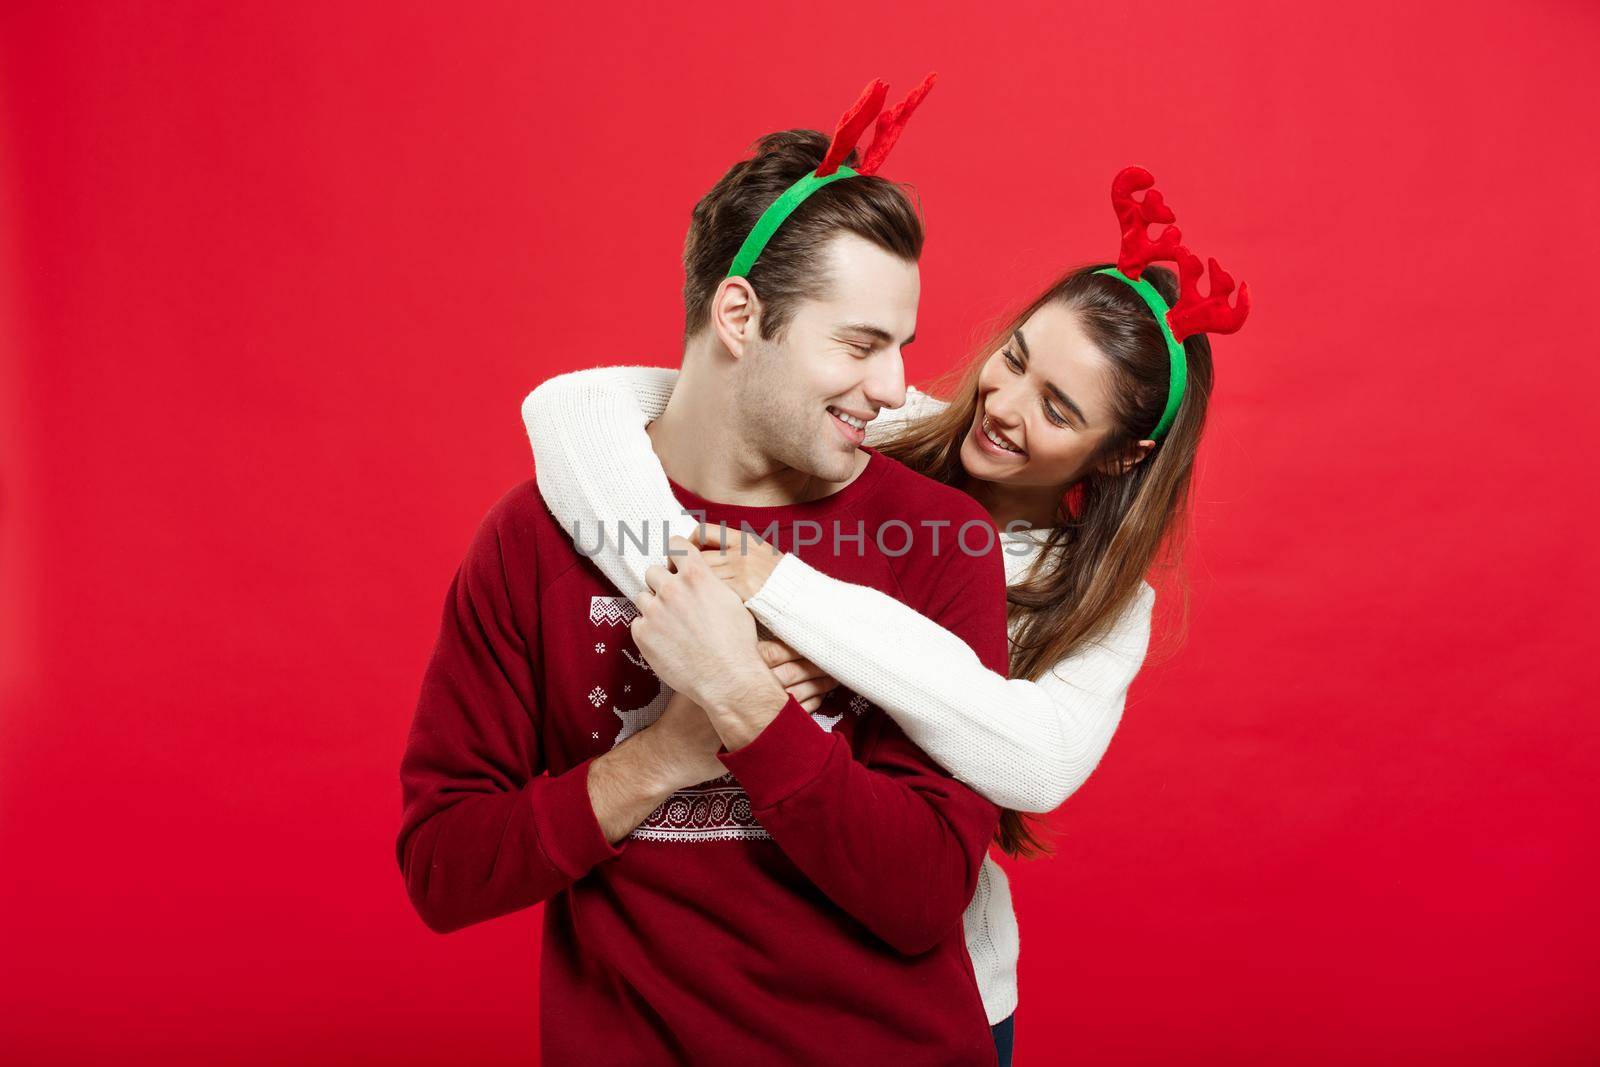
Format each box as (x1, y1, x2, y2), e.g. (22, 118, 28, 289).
(521, 365, 1155, 1025)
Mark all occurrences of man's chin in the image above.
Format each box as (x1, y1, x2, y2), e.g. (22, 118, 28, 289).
(774, 443, 850, 486)
(811, 447, 861, 484)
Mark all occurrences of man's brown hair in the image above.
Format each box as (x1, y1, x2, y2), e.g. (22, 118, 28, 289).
(681, 129, 923, 343)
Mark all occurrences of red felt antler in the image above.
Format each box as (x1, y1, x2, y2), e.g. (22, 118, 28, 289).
(1167, 248, 1251, 341)
(857, 71, 938, 176)
(1111, 166, 1183, 278)
(817, 79, 890, 177)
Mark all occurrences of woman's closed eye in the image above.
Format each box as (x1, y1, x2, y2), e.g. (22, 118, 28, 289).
(1005, 348, 1070, 427)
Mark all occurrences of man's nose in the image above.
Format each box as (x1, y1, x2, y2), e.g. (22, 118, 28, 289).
(863, 348, 908, 412)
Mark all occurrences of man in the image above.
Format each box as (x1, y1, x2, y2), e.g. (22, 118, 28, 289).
(397, 127, 1010, 1065)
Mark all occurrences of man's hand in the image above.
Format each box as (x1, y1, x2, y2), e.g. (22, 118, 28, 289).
(759, 639, 841, 713)
(643, 691, 728, 789)
(631, 536, 788, 750)
(587, 692, 727, 843)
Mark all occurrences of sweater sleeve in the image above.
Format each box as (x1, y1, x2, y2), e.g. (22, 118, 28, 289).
(861, 384, 948, 446)
(520, 365, 697, 604)
(746, 555, 1156, 814)
(717, 525, 1010, 957)
(396, 489, 624, 934)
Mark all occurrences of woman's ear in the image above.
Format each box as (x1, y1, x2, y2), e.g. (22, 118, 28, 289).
(1095, 438, 1156, 477)
(710, 277, 762, 360)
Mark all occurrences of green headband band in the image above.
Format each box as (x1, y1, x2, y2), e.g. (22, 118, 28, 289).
(727, 165, 860, 279)
(1094, 266, 1187, 441)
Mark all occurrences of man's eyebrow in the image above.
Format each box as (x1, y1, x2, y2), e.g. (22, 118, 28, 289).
(838, 322, 915, 347)
(1014, 329, 1087, 425)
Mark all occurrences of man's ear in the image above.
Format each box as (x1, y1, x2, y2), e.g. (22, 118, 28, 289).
(710, 277, 762, 359)
(1094, 438, 1156, 477)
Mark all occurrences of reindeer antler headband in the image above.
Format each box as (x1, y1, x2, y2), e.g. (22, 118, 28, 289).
(1096, 166, 1251, 440)
(727, 73, 937, 280)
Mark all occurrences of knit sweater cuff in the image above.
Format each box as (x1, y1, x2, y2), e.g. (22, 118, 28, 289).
(528, 756, 626, 879)
(743, 550, 818, 615)
(716, 695, 838, 809)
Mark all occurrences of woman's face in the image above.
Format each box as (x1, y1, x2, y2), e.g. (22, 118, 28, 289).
(957, 300, 1130, 490)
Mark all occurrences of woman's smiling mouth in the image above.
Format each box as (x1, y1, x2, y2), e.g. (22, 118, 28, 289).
(976, 412, 1025, 457)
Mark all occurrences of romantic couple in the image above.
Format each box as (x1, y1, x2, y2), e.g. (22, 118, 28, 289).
(397, 75, 1247, 1066)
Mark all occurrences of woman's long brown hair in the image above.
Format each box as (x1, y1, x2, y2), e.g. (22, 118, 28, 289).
(873, 263, 1215, 858)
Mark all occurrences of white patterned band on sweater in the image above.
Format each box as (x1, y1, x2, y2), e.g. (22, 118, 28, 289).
(588, 596, 640, 627)
(522, 365, 1155, 1025)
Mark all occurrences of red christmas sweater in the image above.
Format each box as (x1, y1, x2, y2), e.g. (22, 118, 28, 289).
(397, 446, 1010, 1066)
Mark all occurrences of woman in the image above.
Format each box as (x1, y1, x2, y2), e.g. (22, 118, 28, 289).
(523, 198, 1234, 1064)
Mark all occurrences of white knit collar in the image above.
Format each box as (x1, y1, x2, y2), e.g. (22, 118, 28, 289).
(998, 526, 1058, 586)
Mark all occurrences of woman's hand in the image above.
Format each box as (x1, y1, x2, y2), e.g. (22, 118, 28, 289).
(758, 638, 841, 713)
(690, 523, 783, 602)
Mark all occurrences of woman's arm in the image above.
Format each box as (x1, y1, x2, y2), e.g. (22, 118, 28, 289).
(864, 384, 947, 444)
(745, 555, 1156, 814)
(522, 369, 947, 602)
(521, 365, 696, 603)
(524, 366, 1150, 813)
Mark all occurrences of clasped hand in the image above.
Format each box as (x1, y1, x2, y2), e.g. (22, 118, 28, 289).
(630, 535, 840, 756)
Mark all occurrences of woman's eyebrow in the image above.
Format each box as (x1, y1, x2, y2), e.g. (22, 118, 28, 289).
(1046, 382, 1088, 426)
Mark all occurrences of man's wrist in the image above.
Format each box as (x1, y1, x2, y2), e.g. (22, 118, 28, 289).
(586, 734, 681, 842)
(609, 727, 690, 796)
(703, 668, 790, 751)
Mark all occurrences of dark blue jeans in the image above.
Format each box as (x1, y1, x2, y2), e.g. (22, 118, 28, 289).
(991, 1014, 1015, 1067)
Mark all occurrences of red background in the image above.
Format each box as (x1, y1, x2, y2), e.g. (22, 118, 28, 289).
(2, 2, 1595, 1064)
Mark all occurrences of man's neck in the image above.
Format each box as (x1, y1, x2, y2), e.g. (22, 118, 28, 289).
(646, 361, 868, 508)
